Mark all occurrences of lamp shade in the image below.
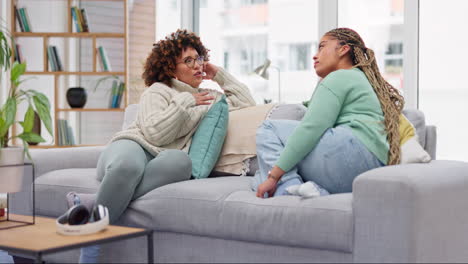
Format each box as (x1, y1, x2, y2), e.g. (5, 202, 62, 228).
(253, 59, 271, 80)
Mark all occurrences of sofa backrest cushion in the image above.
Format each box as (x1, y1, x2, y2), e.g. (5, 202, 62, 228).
(122, 104, 139, 130)
(402, 109, 426, 147)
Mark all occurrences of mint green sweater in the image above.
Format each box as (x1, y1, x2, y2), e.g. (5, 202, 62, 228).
(276, 68, 389, 172)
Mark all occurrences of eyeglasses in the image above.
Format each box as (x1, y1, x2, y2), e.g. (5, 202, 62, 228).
(177, 56, 205, 69)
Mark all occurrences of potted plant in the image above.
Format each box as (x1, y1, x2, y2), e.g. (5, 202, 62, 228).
(0, 22, 53, 192)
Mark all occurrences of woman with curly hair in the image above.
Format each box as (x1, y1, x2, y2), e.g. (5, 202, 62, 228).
(71, 29, 255, 263)
(253, 28, 404, 198)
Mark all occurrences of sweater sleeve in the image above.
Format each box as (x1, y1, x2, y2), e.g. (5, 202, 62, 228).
(276, 83, 342, 172)
(138, 90, 198, 147)
(213, 67, 256, 110)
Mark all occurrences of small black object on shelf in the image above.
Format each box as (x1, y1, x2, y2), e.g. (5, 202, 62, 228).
(66, 87, 87, 108)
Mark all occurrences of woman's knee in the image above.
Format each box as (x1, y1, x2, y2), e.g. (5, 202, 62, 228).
(151, 150, 192, 179)
(256, 119, 300, 147)
(97, 140, 147, 182)
(256, 120, 276, 146)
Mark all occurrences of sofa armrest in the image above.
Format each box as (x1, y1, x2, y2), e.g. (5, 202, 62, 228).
(352, 160, 468, 263)
(29, 146, 106, 178)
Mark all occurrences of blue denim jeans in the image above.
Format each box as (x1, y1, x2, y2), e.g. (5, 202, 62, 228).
(251, 120, 384, 195)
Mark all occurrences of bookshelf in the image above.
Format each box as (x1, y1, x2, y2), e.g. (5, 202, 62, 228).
(10, 0, 128, 148)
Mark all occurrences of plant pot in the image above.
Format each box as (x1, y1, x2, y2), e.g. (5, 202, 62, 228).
(0, 147, 25, 193)
(66, 87, 87, 108)
(27, 112, 41, 146)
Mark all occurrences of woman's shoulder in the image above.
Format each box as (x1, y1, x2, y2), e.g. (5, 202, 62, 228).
(138, 82, 178, 104)
(321, 68, 367, 88)
(141, 82, 177, 96)
(326, 68, 364, 80)
(145, 82, 173, 92)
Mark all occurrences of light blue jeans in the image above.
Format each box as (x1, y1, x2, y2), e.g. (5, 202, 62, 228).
(251, 120, 384, 196)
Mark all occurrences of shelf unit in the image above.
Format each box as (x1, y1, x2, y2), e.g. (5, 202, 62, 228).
(10, 0, 129, 148)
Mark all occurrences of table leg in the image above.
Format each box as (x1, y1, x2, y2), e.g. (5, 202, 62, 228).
(34, 252, 42, 263)
(147, 232, 154, 263)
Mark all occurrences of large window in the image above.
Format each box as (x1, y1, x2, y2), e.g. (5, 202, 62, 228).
(156, 0, 182, 40)
(419, 0, 468, 161)
(166, 0, 467, 162)
(338, 0, 404, 91)
(199, 0, 320, 104)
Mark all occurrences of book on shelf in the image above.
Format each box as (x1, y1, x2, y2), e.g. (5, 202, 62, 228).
(16, 7, 32, 32)
(58, 119, 75, 146)
(80, 8, 90, 32)
(71, 7, 82, 32)
(52, 46, 63, 71)
(47, 46, 57, 71)
(71, 6, 89, 33)
(14, 6, 25, 32)
(109, 80, 125, 108)
(13, 44, 23, 63)
(97, 46, 112, 72)
(47, 45, 63, 71)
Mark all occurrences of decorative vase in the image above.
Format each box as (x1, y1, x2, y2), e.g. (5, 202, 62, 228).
(66, 87, 87, 108)
(0, 147, 25, 193)
(27, 112, 41, 146)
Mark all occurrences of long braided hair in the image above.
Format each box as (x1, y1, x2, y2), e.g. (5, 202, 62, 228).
(326, 28, 405, 165)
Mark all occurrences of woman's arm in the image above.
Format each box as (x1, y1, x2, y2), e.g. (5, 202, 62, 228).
(275, 84, 342, 172)
(138, 89, 204, 147)
(256, 83, 343, 198)
(205, 64, 256, 109)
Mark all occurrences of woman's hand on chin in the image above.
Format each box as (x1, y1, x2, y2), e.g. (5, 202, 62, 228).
(203, 62, 218, 80)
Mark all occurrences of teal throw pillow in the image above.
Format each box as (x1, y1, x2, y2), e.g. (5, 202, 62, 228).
(189, 96, 229, 179)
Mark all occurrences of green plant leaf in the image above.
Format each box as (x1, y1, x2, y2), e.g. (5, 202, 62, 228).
(14, 76, 36, 88)
(10, 61, 26, 86)
(0, 31, 12, 70)
(32, 95, 53, 136)
(4, 97, 17, 128)
(0, 115, 6, 139)
(17, 132, 46, 143)
(30, 90, 51, 109)
(22, 140, 32, 162)
(22, 106, 35, 132)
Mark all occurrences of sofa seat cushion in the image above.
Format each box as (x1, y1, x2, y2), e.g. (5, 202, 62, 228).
(121, 176, 354, 253)
(35, 168, 100, 217)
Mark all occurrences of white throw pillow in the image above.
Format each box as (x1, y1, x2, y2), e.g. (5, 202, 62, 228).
(399, 114, 431, 164)
(400, 135, 431, 164)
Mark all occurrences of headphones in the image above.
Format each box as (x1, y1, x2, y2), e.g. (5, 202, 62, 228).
(56, 204, 109, 236)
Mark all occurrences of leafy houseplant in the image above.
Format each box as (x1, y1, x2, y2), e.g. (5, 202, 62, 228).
(0, 61, 53, 158)
(0, 19, 53, 160)
(0, 20, 53, 196)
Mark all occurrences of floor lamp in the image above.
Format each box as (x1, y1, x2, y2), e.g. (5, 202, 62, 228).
(253, 59, 281, 103)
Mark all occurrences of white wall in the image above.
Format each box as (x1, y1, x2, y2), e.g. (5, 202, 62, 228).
(419, 0, 468, 161)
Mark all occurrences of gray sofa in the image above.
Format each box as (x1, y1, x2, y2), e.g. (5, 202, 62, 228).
(27, 104, 468, 263)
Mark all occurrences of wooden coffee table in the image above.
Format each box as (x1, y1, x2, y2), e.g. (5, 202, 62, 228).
(0, 214, 153, 263)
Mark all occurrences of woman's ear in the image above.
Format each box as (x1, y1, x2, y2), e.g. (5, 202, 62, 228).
(339, 45, 351, 57)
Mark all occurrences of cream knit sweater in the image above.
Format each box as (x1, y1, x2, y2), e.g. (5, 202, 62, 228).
(111, 68, 256, 156)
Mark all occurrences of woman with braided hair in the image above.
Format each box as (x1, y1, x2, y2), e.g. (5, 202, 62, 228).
(253, 28, 404, 198)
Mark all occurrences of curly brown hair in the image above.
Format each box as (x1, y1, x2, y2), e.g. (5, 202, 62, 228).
(142, 29, 210, 87)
